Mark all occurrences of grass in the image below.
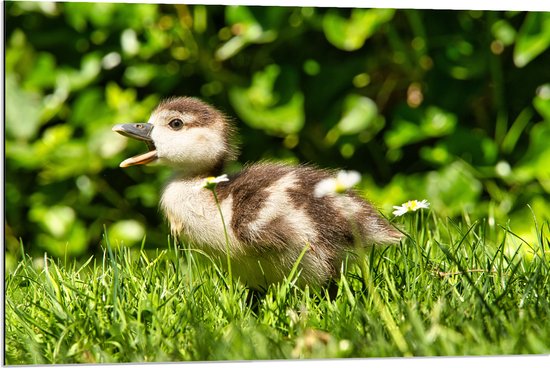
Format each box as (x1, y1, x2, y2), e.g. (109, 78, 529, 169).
(4, 211, 550, 364)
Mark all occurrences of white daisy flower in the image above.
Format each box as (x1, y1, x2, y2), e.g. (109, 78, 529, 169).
(201, 174, 229, 190)
(314, 170, 361, 198)
(392, 199, 430, 216)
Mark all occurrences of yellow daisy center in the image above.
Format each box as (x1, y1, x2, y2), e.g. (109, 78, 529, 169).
(406, 200, 418, 211)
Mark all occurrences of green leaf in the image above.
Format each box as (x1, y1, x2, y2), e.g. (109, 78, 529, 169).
(5, 73, 42, 141)
(123, 64, 158, 87)
(89, 127, 128, 159)
(106, 82, 137, 111)
(426, 161, 482, 217)
(421, 128, 498, 167)
(491, 19, 516, 46)
(336, 94, 383, 135)
(323, 8, 394, 51)
(226, 5, 257, 26)
(533, 84, 550, 122)
(24, 52, 58, 90)
(29, 205, 75, 238)
(36, 222, 87, 256)
(229, 65, 304, 136)
(384, 123, 420, 150)
(514, 12, 550, 68)
(88, 2, 117, 28)
(108, 220, 146, 247)
(121, 29, 140, 56)
(515, 123, 550, 192)
(217, 6, 277, 60)
(421, 106, 457, 137)
(71, 89, 105, 126)
(385, 106, 456, 149)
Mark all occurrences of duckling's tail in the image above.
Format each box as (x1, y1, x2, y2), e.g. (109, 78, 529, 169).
(362, 213, 404, 246)
(372, 224, 404, 245)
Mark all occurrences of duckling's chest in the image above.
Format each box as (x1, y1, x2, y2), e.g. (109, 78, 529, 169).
(160, 179, 237, 251)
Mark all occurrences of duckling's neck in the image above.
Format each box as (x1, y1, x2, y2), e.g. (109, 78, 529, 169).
(169, 159, 226, 180)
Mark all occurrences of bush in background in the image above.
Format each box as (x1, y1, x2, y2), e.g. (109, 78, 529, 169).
(5, 3, 550, 264)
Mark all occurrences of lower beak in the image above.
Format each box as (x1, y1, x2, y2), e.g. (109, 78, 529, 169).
(112, 123, 158, 167)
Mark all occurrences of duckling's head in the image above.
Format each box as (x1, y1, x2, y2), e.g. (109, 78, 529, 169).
(113, 97, 237, 177)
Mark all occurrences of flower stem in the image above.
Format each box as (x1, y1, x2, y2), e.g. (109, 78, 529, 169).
(212, 189, 233, 290)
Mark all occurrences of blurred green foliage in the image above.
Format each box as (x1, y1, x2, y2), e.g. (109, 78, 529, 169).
(5, 2, 550, 262)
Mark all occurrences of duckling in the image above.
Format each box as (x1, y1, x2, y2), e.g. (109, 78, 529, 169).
(113, 97, 402, 290)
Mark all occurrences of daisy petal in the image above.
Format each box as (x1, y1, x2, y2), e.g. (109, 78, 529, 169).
(392, 199, 430, 216)
(314, 178, 337, 198)
(202, 174, 230, 190)
(315, 170, 361, 197)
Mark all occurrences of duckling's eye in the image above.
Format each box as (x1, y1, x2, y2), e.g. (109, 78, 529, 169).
(168, 119, 184, 130)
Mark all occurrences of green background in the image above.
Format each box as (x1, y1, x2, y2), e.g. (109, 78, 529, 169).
(5, 2, 550, 266)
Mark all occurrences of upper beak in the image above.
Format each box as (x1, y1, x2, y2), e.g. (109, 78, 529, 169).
(112, 123, 158, 167)
(112, 123, 154, 141)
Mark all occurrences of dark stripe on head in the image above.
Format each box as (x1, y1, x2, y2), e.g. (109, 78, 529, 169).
(155, 97, 220, 127)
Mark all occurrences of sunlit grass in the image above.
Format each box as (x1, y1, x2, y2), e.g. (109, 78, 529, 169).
(5, 213, 550, 364)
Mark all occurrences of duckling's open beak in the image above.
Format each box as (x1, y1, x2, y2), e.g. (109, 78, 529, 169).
(112, 123, 158, 167)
